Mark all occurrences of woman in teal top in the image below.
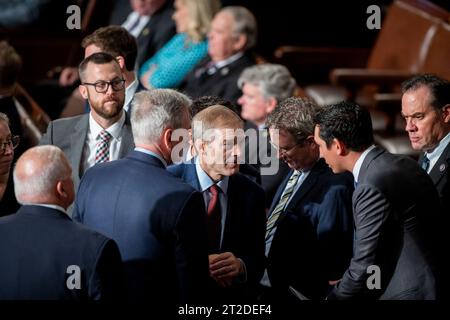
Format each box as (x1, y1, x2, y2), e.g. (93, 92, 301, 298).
(139, 0, 220, 89)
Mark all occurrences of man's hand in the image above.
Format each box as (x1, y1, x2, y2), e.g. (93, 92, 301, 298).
(59, 67, 79, 87)
(209, 252, 244, 287)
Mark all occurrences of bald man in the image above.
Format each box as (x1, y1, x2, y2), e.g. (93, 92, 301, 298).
(0, 145, 123, 300)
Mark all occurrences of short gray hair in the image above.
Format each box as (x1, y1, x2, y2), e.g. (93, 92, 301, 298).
(267, 97, 319, 143)
(0, 112, 10, 124)
(131, 89, 192, 144)
(238, 64, 296, 102)
(220, 6, 258, 51)
(13, 145, 71, 203)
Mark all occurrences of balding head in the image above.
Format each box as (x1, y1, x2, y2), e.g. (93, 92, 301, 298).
(13, 146, 74, 209)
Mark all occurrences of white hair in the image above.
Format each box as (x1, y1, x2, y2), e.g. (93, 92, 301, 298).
(131, 89, 192, 144)
(13, 145, 71, 203)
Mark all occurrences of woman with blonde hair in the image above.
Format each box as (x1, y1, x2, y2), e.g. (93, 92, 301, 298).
(139, 0, 220, 89)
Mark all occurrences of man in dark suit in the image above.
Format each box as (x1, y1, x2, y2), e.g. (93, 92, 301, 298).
(168, 105, 266, 303)
(0, 145, 123, 300)
(180, 6, 257, 105)
(238, 64, 297, 208)
(314, 101, 443, 299)
(73, 89, 209, 304)
(40, 53, 135, 214)
(261, 98, 353, 305)
(119, 0, 176, 68)
(401, 74, 450, 214)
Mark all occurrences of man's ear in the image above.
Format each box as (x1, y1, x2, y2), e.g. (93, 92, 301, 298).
(334, 138, 347, 156)
(265, 97, 277, 114)
(442, 104, 450, 123)
(115, 56, 126, 71)
(78, 84, 88, 100)
(233, 34, 247, 52)
(56, 181, 67, 199)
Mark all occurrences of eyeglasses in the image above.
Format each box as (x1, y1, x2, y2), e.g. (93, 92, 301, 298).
(1, 135, 20, 155)
(82, 79, 125, 93)
(270, 141, 300, 155)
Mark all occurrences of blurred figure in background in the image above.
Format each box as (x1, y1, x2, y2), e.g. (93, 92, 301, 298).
(139, 0, 220, 89)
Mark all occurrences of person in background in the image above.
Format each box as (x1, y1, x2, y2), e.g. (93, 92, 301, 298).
(180, 6, 257, 106)
(0, 113, 18, 204)
(139, 0, 221, 89)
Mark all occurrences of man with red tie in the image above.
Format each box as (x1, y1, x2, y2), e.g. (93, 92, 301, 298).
(168, 104, 266, 303)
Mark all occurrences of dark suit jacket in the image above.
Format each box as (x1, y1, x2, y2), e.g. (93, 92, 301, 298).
(39, 112, 134, 198)
(0, 205, 123, 300)
(73, 151, 210, 303)
(167, 160, 266, 302)
(180, 54, 255, 105)
(135, 1, 176, 68)
(419, 141, 450, 215)
(329, 147, 443, 300)
(267, 159, 354, 300)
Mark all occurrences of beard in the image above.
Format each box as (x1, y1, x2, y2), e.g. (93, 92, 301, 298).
(89, 93, 125, 120)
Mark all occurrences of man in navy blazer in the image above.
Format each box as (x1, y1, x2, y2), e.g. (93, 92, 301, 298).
(315, 101, 443, 299)
(168, 105, 266, 303)
(0, 145, 123, 300)
(73, 89, 209, 304)
(262, 98, 354, 305)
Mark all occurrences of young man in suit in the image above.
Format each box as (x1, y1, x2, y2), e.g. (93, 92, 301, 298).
(40, 52, 135, 215)
(401, 74, 450, 214)
(261, 98, 354, 305)
(168, 105, 266, 303)
(73, 89, 209, 305)
(0, 145, 123, 300)
(314, 101, 443, 299)
(180, 6, 257, 105)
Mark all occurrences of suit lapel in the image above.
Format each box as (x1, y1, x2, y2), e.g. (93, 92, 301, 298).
(70, 115, 89, 181)
(428, 142, 450, 186)
(358, 147, 385, 184)
(118, 112, 135, 158)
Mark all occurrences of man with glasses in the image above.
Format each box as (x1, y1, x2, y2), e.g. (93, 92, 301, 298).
(259, 98, 353, 309)
(40, 53, 134, 216)
(0, 113, 19, 204)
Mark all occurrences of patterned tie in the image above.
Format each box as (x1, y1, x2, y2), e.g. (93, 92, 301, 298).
(420, 155, 430, 172)
(207, 184, 221, 253)
(265, 170, 302, 240)
(95, 130, 112, 164)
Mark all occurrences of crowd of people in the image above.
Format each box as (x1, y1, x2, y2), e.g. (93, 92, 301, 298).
(0, 0, 449, 311)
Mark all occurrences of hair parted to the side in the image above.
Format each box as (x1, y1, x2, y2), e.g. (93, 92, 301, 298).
(402, 73, 450, 111)
(78, 52, 119, 82)
(314, 101, 374, 152)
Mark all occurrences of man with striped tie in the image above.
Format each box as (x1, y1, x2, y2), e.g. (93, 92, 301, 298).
(259, 97, 354, 308)
(40, 53, 135, 216)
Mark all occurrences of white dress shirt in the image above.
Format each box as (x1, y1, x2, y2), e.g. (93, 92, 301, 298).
(424, 132, 450, 173)
(122, 12, 151, 38)
(82, 111, 126, 174)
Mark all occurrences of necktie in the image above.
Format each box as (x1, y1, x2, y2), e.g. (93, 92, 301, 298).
(421, 155, 430, 172)
(266, 170, 302, 240)
(207, 184, 221, 253)
(95, 130, 112, 164)
(128, 16, 141, 35)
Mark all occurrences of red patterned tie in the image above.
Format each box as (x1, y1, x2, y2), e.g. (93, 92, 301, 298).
(207, 185, 221, 253)
(95, 130, 112, 164)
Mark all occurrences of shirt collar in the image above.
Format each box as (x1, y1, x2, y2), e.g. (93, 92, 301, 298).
(23, 203, 67, 215)
(134, 147, 168, 167)
(352, 144, 376, 184)
(425, 131, 450, 164)
(213, 52, 244, 69)
(124, 78, 139, 113)
(89, 110, 126, 140)
(194, 156, 229, 194)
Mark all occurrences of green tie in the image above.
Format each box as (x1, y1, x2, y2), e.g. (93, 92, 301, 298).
(266, 170, 302, 240)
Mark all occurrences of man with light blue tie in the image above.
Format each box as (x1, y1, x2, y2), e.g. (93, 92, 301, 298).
(260, 97, 354, 308)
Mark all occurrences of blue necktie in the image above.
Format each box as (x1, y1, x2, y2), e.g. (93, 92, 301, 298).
(421, 155, 430, 172)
